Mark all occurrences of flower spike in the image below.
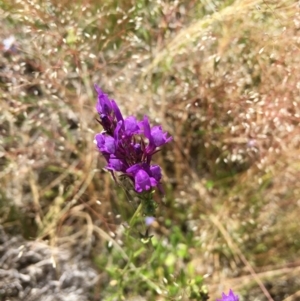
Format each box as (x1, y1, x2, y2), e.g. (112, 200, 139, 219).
(94, 85, 172, 195)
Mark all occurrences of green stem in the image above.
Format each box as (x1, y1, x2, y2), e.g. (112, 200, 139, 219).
(129, 202, 143, 228)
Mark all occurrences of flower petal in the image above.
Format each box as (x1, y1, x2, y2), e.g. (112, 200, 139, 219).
(150, 165, 162, 182)
(151, 126, 172, 147)
(124, 116, 140, 135)
(107, 158, 125, 172)
(135, 169, 152, 192)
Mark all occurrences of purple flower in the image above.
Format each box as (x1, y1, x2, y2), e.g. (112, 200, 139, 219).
(149, 165, 162, 182)
(94, 134, 116, 155)
(151, 125, 172, 147)
(111, 100, 123, 122)
(95, 85, 113, 116)
(94, 85, 172, 196)
(124, 116, 140, 135)
(114, 116, 140, 144)
(95, 85, 123, 134)
(140, 116, 172, 148)
(107, 157, 126, 172)
(126, 164, 158, 193)
(145, 216, 155, 226)
(135, 169, 156, 192)
(217, 290, 239, 301)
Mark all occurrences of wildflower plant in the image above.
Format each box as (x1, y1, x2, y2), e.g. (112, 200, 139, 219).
(94, 85, 172, 218)
(93, 86, 208, 300)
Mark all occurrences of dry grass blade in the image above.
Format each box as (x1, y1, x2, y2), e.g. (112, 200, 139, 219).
(210, 215, 275, 301)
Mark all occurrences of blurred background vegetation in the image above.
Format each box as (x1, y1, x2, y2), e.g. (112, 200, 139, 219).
(1, 0, 300, 300)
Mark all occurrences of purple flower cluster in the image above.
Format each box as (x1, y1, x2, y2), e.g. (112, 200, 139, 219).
(94, 85, 172, 193)
(217, 290, 239, 301)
